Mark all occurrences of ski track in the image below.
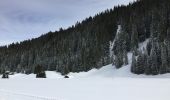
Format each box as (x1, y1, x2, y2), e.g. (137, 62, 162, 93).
(0, 89, 65, 100)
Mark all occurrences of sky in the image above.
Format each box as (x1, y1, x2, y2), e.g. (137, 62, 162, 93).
(0, 0, 135, 46)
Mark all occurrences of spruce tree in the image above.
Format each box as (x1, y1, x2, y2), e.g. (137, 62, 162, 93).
(122, 39, 128, 65)
(143, 48, 148, 74)
(160, 43, 168, 74)
(150, 11, 159, 39)
(34, 65, 46, 78)
(166, 27, 170, 71)
(114, 55, 123, 68)
(136, 51, 145, 74)
(145, 55, 152, 75)
(146, 40, 152, 55)
(131, 53, 137, 73)
(150, 44, 159, 75)
(131, 24, 138, 51)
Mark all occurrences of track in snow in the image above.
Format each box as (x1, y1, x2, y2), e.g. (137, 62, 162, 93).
(0, 89, 65, 100)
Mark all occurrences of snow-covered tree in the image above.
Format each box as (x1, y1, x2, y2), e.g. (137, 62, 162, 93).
(160, 43, 168, 74)
(150, 44, 159, 75)
(131, 24, 139, 51)
(131, 53, 137, 73)
(113, 25, 129, 68)
(136, 51, 145, 74)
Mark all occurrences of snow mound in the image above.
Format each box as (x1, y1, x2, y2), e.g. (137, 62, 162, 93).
(45, 71, 63, 79)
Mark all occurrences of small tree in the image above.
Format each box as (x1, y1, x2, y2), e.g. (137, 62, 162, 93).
(36, 72, 46, 78)
(34, 65, 46, 78)
(2, 71, 9, 79)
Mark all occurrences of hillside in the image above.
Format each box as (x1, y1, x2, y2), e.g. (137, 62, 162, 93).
(1, 39, 170, 100)
(0, 0, 170, 75)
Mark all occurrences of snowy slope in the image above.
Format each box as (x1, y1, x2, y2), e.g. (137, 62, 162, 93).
(1, 65, 170, 100)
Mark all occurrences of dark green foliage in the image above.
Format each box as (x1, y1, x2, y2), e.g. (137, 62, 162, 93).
(2, 71, 9, 79)
(150, 41, 159, 75)
(160, 43, 168, 74)
(34, 65, 46, 78)
(136, 51, 145, 74)
(123, 50, 128, 65)
(166, 28, 170, 72)
(146, 40, 152, 55)
(2, 74, 8, 78)
(131, 24, 139, 51)
(114, 55, 123, 69)
(128, 0, 170, 75)
(131, 53, 137, 73)
(34, 65, 44, 74)
(145, 55, 152, 75)
(143, 49, 148, 74)
(62, 65, 69, 75)
(113, 25, 129, 68)
(0, 9, 114, 74)
(36, 72, 46, 78)
(131, 50, 146, 75)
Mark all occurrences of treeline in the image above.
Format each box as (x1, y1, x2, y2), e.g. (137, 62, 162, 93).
(130, 27, 170, 75)
(0, 0, 170, 75)
(112, 0, 170, 75)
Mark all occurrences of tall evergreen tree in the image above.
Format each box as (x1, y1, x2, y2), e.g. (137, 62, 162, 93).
(131, 24, 139, 51)
(145, 55, 152, 75)
(166, 27, 170, 71)
(150, 43, 159, 75)
(160, 43, 168, 74)
(131, 53, 137, 73)
(136, 51, 145, 74)
(114, 55, 123, 69)
(113, 25, 129, 68)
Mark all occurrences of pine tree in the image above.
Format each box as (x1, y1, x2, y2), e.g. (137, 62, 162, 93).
(160, 43, 168, 74)
(34, 65, 46, 78)
(63, 65, 69, 75)
(122, 39, 128, 65)
(113, 25, 129, 68)
(131, 53, 137, 73)
(150, 44, 159, 75)
(123, 50, 128, 65)
(2, 71, 9, 79)
(131, 24, 138, 51)
(150, 11, 159, 39)
(156, 42, 162, 69)
(143, 48, 148, 74)
(146, 40, 152, 55)
(114, 55, 123, 68)
(136, 51, 145, 74)
(145, 55, 152, 75)
(166, 27, 170, 72)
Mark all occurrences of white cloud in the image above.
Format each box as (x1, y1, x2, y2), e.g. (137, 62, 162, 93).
(0, 0, 135, 46)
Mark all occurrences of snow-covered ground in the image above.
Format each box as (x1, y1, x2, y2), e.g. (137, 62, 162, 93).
(1, 63, 170, 100)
